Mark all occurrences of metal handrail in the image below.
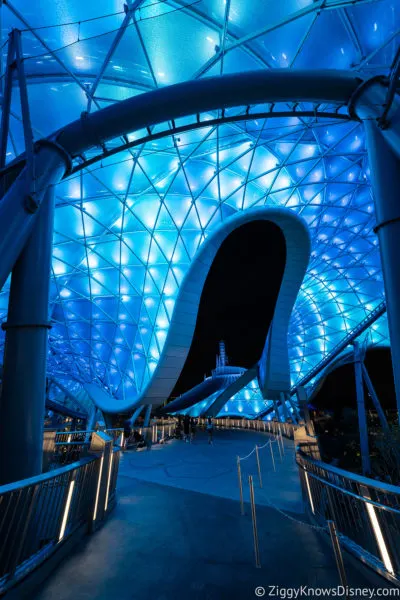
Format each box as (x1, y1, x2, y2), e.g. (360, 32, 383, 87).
(0, 456, 95, 495)
(297, 447, 400, 583)
(196, 417, 298, 440)
(297, 462, 400, 516)
(297, 445, 400, 496)
(0, 447, 121, 594)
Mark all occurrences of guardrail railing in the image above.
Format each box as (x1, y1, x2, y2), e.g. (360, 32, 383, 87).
(197, 417, 298, 440)
(297, 445, 400, 584)
(0, 443, 120, 595)
(55, 430, 89, 444)
(55, 429, 124, 445)
(51, 441, 90, 467)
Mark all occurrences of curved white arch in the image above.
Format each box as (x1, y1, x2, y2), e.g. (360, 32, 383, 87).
(91, 207, 310, 413)
(93, 207, 310, 413)
(108, 206, 309, 415)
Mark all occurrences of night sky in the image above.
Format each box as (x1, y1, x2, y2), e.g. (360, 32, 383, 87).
(171, 220, 286, 397)
(312, 347, 396, 413)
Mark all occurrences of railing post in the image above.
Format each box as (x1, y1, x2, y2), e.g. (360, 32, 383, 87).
(270, 440, 276, 472)
(89, 431, 113, 530)
(327, 521, 348, 592)
(275, 431, 283, 461)
(255, 445, 262, 488)
(237, 456, 244, 516)
(249, 475, 261, 568)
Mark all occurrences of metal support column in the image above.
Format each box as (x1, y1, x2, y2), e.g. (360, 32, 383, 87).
(353, 342, 371, 476)
(0, 186, 55, 484)
(361, 120, 400, 422)
(361, 364, 390, 433)
(296, 386, 314, 434)
(272, 399, 281, 422)
(129, 404, 144, 427)
(143, 405, 152, 428)
(279, 391, 290, 422)
(286, 393, 300, 423)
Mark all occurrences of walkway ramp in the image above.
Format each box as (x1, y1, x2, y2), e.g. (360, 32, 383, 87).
(32, 430, 386, 600)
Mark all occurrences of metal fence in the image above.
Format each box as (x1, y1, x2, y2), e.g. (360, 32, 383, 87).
(52, 441, 90, 467)
(297, 445, 400, 584)
(55, 431, 88, 444)
(197, 417, 297, 440)
(50, 429, 125, 469)
(55, 429, 124, 445)
(0, 447, 120, 594)
(124, 421, 176, 449)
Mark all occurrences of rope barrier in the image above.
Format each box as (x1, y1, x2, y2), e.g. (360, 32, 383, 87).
(238, 434, 280, 460)
(238, 447, 256, 461)
(257, 439, 273, 450)
(262, 490, 327, 532)
(234, 432, 325, 531)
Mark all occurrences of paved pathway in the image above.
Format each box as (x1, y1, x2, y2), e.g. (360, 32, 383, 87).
(34, 429, 389, 600)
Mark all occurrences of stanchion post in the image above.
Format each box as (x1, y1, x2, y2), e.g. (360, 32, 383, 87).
(255, 445, 263, 488)
(237, 456, 245, 516)
(276, 436, 283, 461)
(328, 521, 348, 595)
(270, 440, 276, 472)
(249, 475, 261, 568)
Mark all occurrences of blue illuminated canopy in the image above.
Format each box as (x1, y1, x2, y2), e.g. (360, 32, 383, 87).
(0, 0, 397, 414)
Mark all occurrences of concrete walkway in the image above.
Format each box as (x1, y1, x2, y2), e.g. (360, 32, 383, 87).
(33, 430, 388, 600)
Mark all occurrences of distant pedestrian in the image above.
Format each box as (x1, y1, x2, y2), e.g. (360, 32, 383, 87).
(123, 419, 132, 440)
(183, 414, 190, 443)
(206, 417, 214, 445)
(190, 418, 197, 442)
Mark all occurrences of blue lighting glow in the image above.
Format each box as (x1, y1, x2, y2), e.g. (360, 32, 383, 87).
(0, 0, 397, 412)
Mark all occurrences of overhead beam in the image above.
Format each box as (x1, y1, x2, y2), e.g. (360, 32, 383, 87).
(55, 70, 362, 158)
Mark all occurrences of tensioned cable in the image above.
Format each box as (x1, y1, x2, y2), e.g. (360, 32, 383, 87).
(14, 0, 172, 32)
(20, 1, 201, 62)
(18, 9, 125, 31)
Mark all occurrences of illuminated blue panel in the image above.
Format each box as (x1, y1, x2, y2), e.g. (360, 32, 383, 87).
(217, 378, 271, 419)
(0, 0, 397, 409)
(171, 377, 271, 419)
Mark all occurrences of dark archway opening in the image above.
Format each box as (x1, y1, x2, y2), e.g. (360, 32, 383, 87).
(170, 220, 286, 398)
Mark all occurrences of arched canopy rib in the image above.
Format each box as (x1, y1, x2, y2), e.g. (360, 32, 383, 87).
(55, 70, 363, 159)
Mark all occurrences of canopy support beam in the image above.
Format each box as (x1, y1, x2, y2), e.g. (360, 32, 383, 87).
(0, 186, 55, 484)
(361, 119, 400, 423)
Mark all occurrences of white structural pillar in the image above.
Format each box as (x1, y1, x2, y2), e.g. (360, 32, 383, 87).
(361, 119, 400, 422)
(0, 186, 55, 484)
